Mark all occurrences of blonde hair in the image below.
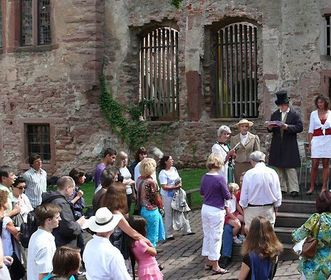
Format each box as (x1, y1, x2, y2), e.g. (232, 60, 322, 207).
(242, 216, 283, 258)
(140, 158, 156, 177)
(228, 183, 239, 193)
(206, 153, 224, 170)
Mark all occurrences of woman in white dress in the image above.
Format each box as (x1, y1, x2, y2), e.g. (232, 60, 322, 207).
(211, 125, 236, 184)
(307, 95, 331, 194)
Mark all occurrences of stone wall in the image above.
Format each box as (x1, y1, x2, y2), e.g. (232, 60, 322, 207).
(0, 0, 331, 175)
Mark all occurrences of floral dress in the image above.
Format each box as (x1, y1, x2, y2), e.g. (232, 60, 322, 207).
(292, 212, 331, 280)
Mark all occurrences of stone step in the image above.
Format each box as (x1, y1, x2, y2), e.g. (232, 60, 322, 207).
(274, 227, 295, 244)
(275, 212, 311, 228)
(278, 199, 315, 214)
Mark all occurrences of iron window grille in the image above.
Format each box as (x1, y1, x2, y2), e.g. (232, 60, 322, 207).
(216, 22, 258, 118)
(139, 27, 179, 121)
(26, 124, 51, 163)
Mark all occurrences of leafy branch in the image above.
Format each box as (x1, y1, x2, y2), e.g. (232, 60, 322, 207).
(100, 75, 149, 151)
(171, 0, 183, 8)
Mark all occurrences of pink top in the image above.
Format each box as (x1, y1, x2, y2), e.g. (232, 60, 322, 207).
(132, 240, 163, 280)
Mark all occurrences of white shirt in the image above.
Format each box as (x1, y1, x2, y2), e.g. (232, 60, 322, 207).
(239, 162, 282, 208)
(240, 133, 249, 145)
(83, 235, 131, 280)
(12, 193, 33, 223)
(224, 196, 237, 214)
(27, 228, 56, 280)
(120, 166, 133, 195)
(280, 107, 290, 122)
(159, 167, 180, 196)
(23, 168, 47, 208)
(211, 143, 229, 184)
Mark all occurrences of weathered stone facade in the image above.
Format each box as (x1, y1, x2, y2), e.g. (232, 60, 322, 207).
(1, 0, 331, 175)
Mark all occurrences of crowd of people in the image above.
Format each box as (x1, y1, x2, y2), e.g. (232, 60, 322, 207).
(0, 91, 330, 280)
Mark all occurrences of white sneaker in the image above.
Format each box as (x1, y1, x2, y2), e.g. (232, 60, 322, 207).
(233, 236, 242, 244)
(238, 234, 246, 241)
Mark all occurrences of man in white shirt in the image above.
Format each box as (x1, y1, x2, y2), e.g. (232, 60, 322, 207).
(27, 203, 61, 280)
(23, 154, 47, 208)
(239, 151, 282, 231)
(83, 207, 131, 280)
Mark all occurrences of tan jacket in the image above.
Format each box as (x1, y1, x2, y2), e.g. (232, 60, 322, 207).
(230, 132, 260, 163)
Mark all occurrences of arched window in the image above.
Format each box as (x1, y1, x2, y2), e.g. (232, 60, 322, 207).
(216, 22, 258, 118)
(139, 27, 179, 121)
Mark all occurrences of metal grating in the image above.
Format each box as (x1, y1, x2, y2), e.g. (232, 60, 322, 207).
(139, 27, 179, 120)
(21, 0, 33, 46)
(0, 2, 2, 48)
(38, 0, 51, 45)
(27, 124, 51, 162)
(327, 15, 330, 56)
(216, 22, 258, 118)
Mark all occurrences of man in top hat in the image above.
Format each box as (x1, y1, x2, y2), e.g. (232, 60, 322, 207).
(266, 90, 303, 197)
(83, 207, 131, 280)
(230, 119, 260, 184)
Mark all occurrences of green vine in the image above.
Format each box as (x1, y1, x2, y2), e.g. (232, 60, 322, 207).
(171, 0, 183, 8)
(100, 75, 149, 151)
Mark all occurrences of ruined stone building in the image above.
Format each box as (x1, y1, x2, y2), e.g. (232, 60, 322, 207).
(0, 0, 331, 175)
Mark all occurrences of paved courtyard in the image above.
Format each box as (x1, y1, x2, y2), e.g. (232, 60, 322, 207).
(156, 210, 301, 280)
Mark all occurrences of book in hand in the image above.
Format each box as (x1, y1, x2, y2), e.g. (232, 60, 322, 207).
(265, 120, 284, 127)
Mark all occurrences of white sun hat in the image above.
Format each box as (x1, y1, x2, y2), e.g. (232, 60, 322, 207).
(83, 207, 121, 233)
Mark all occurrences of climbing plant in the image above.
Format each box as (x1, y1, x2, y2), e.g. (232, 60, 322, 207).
(100, 75, 149, 151)
(171, 0, 183, 8)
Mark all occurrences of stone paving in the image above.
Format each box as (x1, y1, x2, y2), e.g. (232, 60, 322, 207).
(156, 210, 301, 280)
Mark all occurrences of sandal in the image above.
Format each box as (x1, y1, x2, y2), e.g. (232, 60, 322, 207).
(212, 268, 229, 275)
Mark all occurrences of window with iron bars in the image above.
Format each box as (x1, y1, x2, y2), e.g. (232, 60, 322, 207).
(26, 124, 51, 163)
(326, 15, 331, 56)
(21, 0, 51, 46)
(216, 22, 258, 118)
(139, 27, 179, 121)
(0, 2, 2, 48)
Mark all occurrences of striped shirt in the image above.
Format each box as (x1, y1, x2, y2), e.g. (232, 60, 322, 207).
(23, 168, 47, 208)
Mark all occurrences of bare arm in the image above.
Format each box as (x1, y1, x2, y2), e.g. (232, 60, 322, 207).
(38, 273, 48, 280)
(238, 262, 250, 280)
(6, 222, 20, 241)
(145, 245, 157, 256)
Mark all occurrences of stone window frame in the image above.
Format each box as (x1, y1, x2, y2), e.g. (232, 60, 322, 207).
(20, 119, 56, 172)
(6, 0, 57, 53)
(205, 17, 262, 119)
(320, 9, 331, 60)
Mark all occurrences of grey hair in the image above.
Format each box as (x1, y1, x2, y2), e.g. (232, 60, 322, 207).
(249, 151, 266, 162)
(217, 125, 231, 137)
(150, 147, 164, 160)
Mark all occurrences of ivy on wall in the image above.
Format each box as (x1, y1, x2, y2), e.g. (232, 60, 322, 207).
(100, 75, 148, 151)
(171, 0, 183, 8)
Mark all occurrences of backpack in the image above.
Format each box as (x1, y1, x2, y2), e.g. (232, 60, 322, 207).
(20, 210, 38, 248)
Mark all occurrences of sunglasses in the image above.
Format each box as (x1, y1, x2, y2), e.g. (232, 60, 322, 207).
(13, 186, 26, 190)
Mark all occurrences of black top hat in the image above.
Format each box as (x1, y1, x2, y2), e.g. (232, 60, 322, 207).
(275, 90, 290, 105)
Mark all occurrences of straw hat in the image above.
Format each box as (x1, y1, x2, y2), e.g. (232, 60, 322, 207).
(83, 207, 121, 233)
(235, 119, 254, 127)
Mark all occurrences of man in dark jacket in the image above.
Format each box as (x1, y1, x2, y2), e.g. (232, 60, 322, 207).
(42, 176, 86, 247)
(266, 90, 303, 197)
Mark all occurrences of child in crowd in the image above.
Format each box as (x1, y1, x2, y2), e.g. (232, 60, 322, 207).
(42, 246, 81, 280)
(128, 215, 163, 280)
(225, 183, 245, 244)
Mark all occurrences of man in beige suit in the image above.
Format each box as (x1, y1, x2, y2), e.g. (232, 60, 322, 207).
(231, 119, 260, 184)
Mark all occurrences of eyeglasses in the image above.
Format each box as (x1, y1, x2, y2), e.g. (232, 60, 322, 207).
(13, 186, 26, 190)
